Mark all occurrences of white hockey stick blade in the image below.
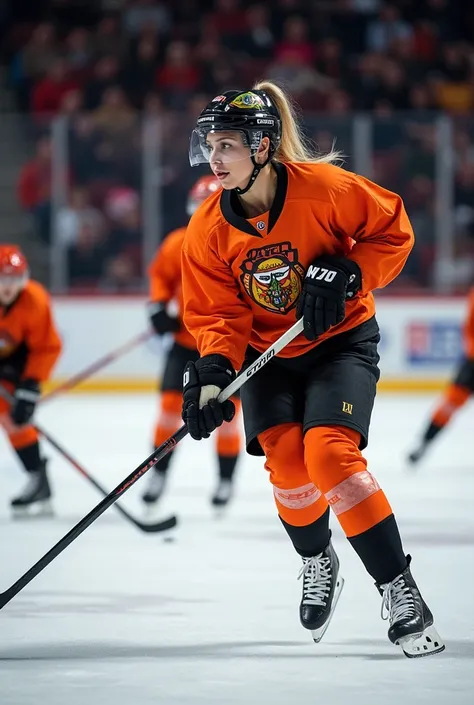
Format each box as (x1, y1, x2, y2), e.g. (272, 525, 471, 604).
(218, 317, 304, 403)
(398, 625, 446, 658)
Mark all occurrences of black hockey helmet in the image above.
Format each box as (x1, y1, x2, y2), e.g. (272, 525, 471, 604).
(189, 89, 282, 194)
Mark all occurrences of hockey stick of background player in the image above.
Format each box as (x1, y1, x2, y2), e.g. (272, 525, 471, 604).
(41, 330, 152, 403)
(0, 317, 304, 610)
(0, 383, 177, 535)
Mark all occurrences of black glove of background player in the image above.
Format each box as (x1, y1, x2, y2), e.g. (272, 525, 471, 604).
(10, 379, 40, 426)
(148, 301, 180, 336)
(296, 255, 361, 340)
(182, 354, 235, 440)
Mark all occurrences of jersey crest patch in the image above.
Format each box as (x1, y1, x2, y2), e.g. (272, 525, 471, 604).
(0, 329, 17, 358)
(240, 242, 304, 314)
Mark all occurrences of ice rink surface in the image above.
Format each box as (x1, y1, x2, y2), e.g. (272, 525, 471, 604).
(0, 392, 473, 705)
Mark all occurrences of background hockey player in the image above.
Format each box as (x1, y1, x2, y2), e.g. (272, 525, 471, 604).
(142, 175, 242, 509)
(180, 83, 444, 657)
(0, 245, 62, 515)
(408, 286, 474, 465)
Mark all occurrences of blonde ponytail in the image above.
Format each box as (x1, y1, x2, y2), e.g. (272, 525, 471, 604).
(253, 80, 343, 166)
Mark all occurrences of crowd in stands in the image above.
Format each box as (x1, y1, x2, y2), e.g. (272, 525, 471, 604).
(2, 0, 474, 291)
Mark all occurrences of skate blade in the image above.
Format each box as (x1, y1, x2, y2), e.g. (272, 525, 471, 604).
(398, 625, 445, 658)
(11, 499, 54, 520)
(212, 504, 229, 520)
(311, 574, 345, 644)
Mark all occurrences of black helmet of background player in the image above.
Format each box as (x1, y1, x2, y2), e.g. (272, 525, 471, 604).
(189, 89, 282, 195)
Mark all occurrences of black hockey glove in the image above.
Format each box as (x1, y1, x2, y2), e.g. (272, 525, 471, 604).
(182, 354, 236, 441)
(296, 255, 361, 340)
(10, 379, 40, 426)
(148, 301, 180, 336)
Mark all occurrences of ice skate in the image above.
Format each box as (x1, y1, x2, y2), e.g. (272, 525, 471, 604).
(211, 478, 234, 508)
(298, 540, 344, 643)
(142, 468, 167, 505)
(377, 555, 445, 658)
(407, 443, 427, 466)
(10, 460, 53, 518)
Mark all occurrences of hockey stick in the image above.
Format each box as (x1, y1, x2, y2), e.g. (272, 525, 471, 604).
(41, 330, 152, 403)
(0, 384, 177, 534)
(0, 317, 304, 610)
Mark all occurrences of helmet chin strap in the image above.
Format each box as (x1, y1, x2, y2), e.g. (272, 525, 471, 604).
(233, 154, 271, 195)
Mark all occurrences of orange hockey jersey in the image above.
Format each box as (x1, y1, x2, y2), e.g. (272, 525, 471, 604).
(463, 287, 474, 359)
(148, 227, 196, 349)
(182, 161, 414, 371)
(0, 279, 62, 381)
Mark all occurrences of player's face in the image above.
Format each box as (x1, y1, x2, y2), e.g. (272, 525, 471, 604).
(0, 278, 24, 305)
(206, 132, 256, 190)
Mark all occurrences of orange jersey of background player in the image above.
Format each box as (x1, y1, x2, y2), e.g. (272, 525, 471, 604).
(148, 227, 196, 349)
(182, 161, 414, 371)
(0, 279, 62, 381)
(463, 287, 474, 359)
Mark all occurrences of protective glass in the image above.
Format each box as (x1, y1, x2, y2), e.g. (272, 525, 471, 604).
(0, 273, 28, 287)
(189, 128, 263, 166)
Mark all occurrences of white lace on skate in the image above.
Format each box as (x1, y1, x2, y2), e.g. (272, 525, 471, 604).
(144, 472, 166, 498)
(298, 555, 332, 606)
(380, 574, 416, 625)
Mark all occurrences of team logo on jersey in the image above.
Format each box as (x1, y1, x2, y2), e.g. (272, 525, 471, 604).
(240, 242, 304, 314)
(229, 92, 265, 110)
(0, 329, 17, 357)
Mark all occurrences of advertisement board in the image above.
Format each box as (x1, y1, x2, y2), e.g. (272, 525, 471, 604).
(47, 296, 468, 393)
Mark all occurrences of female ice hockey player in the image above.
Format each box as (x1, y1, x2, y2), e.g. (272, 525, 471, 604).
(142, 175, 242, 509)
(408, 286, 474, 465)
(179, 82, 445, 657)
(0, 245, 62, 515)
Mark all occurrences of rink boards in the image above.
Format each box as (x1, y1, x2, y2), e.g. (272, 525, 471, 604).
(46, 296, 468, 393)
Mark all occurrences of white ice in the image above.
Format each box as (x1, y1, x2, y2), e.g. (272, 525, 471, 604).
(0, 393, 473, 705)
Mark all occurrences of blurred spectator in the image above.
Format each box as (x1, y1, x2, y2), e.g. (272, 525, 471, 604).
(31, 58, 79, 117)
(353, 51, 383, 109)
(238, 4, 274, 59)
(84, 55, 122, 110)
(156, 41, 201, 109)
(93, 86, 137, 136)
(432, 43, 474, 113)
(274, 15, 315, 66)
(325, 89, 352, 115)
(59, 88, 84, 118)
(64, 28, 93, 80)
(10, 23, 57, 112)
(373, 59, 410, 110)
(94, 15, 127, 59)
(203, 60, 237, 95)
(105, 187, 143, 275)
(67, 221, 109, 287)
(122, 0, 170, 37)
(100, 254, 143, 292)
(366, 4, 413, 53)
(16, 135, 53, 244)
(209, 0, 248, 37)
(316, 38, 347, 84)
(124, 36, 158, 107)
(56, 187, 105, 247)
(412, 19, 438, 63)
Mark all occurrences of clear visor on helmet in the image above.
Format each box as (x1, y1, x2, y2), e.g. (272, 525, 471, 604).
(189, 128, 264, 167)
(0, 272, 28, 288)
